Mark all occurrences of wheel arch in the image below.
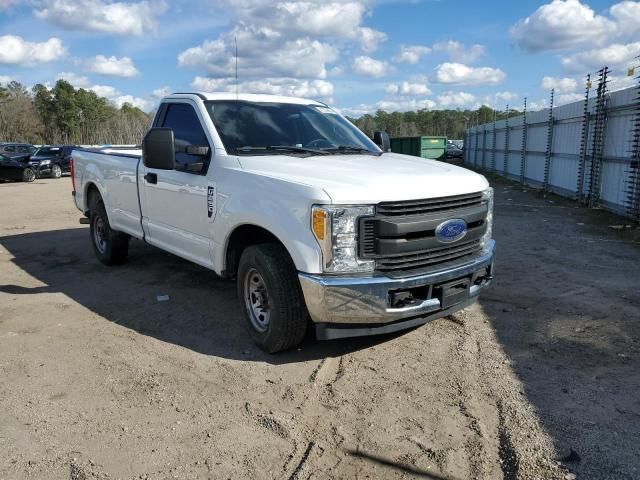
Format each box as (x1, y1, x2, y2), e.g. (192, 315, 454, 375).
(223, 224, 293, 279)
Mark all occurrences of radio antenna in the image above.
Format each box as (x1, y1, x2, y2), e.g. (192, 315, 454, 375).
(234, 35, 239, 100)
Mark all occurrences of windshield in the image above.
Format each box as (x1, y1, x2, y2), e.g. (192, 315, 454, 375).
(35, 147, 61, 156)
(205, 100, 380, 155)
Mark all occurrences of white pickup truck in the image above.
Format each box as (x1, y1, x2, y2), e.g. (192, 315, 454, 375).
(71, 92, 494, 352)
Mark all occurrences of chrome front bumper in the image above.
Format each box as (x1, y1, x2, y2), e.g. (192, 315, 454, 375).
(299, 240, 494, 332)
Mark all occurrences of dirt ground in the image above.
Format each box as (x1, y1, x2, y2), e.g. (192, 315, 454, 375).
(0, 175, 638, 480)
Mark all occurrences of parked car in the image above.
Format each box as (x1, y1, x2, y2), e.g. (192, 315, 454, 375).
(0, 143, 37, 159)
(71, 92, 494, 353)
(0, 153, 37, 182)
(29, 145, 76, 178)
(447, 143, 464, 159)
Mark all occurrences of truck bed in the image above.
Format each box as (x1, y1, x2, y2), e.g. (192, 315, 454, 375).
(72, 147, 145, 239)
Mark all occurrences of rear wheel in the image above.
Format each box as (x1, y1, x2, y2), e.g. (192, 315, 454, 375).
(237, 243, 308, 353)
(90, 200, 129, 265)
(51, 164, 62, 178)
(22, 168, 36, 182)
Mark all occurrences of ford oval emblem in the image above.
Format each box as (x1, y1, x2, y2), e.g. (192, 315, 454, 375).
(435, 219, 467, 243)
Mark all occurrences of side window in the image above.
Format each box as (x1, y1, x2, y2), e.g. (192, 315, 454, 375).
(161, 103, 211, 174)
(4, 146, 15, 153)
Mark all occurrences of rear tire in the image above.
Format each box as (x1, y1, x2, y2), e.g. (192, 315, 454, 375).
(22, 168, 36, 182)
(90, 200, 129, 265)
(51, 164, 62, 178)
(237, 243, 308, 353)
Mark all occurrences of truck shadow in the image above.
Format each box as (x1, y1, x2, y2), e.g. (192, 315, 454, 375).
(475, 180, 640, 480)
(0, 228, 403, 365)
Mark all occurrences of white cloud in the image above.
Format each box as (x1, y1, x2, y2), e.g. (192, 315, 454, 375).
(152, 86, 172, 98)
(541, 76, 578, 93)
(191, 76, 334, 99)
(358, 27, 387, 53)
(88, 55, 139, 77)
(178, 0, 384, 82)
(179, 26, 338, 79)
(493, 91, 520, 102)
(393, 45, 431, 64)
(0, 35, 66, 66)
(433, 62, 506, 85)
(560, 42, 640, 72)
(437, 91, 476, 107)
(610, 1, 640, 36)
(511, 0, 614, 52)
(376, 98, 436, 112)
(352, 56, 391, 77)
(385, 82, 431, 96)
(89, 84, 120, 98)
(88, 84, 153, 110)
(478, 91, 521, 108)
(35, 0, 166, 36)
(342, 97, 436, 115)
(433, 41, 485, 63)
(112, 94, 154, 111)
(56, 72, 91, 88)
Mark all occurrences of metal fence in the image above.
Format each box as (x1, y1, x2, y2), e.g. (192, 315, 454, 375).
(464, 77, 640, 220)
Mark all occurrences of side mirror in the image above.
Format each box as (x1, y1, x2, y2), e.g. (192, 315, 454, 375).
(373, 131, 390, 152)
(143, 128, 175, 170)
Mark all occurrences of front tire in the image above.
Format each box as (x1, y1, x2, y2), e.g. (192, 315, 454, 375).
(51, 164, 62, 178)
(237, 244, 308, 353)
(22, 168, 36, 182)
(90, 200, 129, 265)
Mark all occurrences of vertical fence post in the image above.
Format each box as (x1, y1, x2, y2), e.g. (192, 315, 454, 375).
(481, 126, 487, 170)
(503, 104, 510, 177)
(587, 66, 609, 208)
(491, 110, 497, 172)
(624, 57, 640, 221)
(543, 88, 555, 191)
(520, 97, 528, 184)
(474, 125, 479, 166)
(576, 74, 592, 201)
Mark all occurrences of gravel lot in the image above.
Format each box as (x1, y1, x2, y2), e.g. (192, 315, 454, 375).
(1, 175, 638, 480)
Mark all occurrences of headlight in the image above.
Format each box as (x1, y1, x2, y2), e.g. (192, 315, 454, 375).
(311, 205, 375, 274)
(39, 159, 51, 165)
(480, 187, 493, 251)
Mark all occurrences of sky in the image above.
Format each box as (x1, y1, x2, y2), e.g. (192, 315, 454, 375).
(0, 0, 638, 115)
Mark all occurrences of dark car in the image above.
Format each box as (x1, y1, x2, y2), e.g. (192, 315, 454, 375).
(446, 143, 464, 159)
(0, 143, 37, 159)
(0, 153, 37, 182)
(28, 145, 76, 178)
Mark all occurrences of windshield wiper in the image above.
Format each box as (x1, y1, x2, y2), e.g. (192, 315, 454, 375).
(235, 145, 329, 155)
(323, 145, 381, 156)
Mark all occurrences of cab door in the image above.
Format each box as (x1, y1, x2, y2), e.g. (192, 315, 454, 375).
(139, 101, 214, 268)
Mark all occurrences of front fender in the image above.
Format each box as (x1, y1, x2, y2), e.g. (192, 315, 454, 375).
(212, 168, 332, 274)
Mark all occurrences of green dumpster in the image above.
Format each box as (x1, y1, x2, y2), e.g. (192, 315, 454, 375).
(389, 136, 448, 160)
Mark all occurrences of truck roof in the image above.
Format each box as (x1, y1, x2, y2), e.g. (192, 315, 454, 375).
(164, 92, 326, 106)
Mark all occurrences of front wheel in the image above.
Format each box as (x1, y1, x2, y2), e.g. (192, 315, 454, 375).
(237, 244, 308, 353)
(22, 168, 36, 182)
(90, 200, 129, 265)
(51, 164, 62, 178)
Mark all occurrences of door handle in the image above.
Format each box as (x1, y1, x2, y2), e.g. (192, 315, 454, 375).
(144, 172, 157, 184)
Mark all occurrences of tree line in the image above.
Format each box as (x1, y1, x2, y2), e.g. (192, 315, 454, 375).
(349, 105, 520, 140)
(1, 78, 517, 146)
(0, 79, 152, 146)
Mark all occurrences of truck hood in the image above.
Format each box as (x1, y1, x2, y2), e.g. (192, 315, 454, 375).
(237, 152, 488, 203)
